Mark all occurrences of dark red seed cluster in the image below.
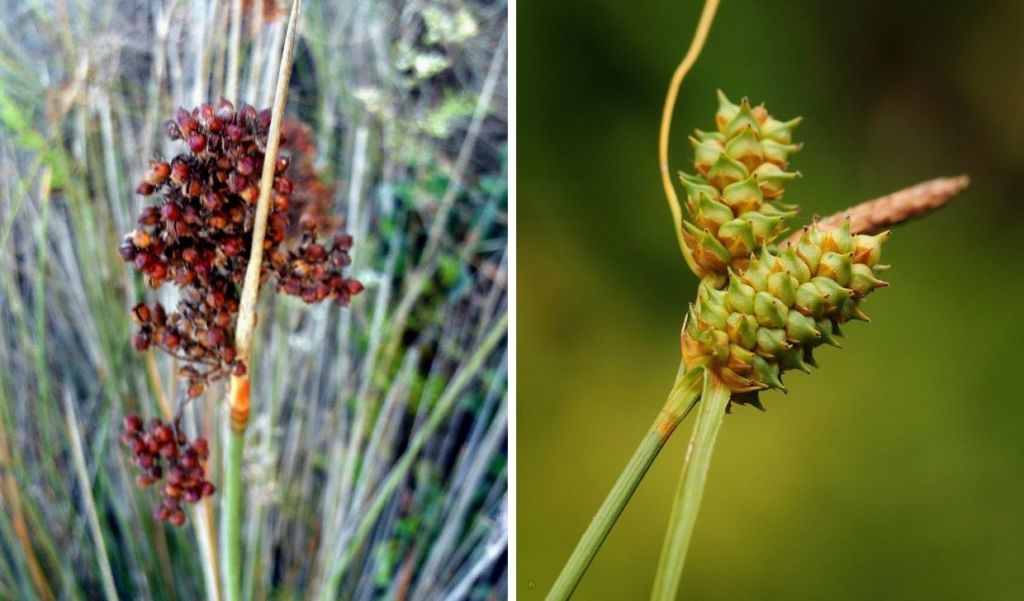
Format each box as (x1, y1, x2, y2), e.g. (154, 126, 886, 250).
(118, 98, 363, 396)
(121, 414, 215, 527)
(280, 119, 338, 236)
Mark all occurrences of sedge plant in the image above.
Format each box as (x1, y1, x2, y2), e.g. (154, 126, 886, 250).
(548, 1, 968, 599)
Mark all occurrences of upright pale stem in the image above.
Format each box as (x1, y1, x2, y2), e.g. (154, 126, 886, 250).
(650, 373, 731, 601)
(547, 365, 704, 601)
(221, 2, 301, 600)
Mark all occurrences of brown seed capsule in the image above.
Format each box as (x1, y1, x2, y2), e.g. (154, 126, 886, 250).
(161, 202, 182, 221)
(345, 280, 364, 295)
(236, 155, 255, 175)
(239, 104, 257, 124)
(208, 211, 228, 229)
(187, 380, 204, 398)
(273, 193, 290, 211)
(131, 305, 150, 323)
(181, 450, 199, 469)
(184, 488, 202, 503)
(132, 230, 153, 249)
(175, 107, 194, 131)
(189, 134, 206, 153)
(225, 123, 244, 142)
(274, 177, 292, 195)
(137, 474, 154, 487)
(163, 330, 181, 349)
(216, 97, 235, 120)
(153, 303, 167, 325)
(330, 249, 352, 267)
(207, 326, 226, 346)
(124, 414, 143, 432)
(232, 362, 247, 377)
(165, 484, 182, 498)
(118, 238, 137, 262)
(148, 261, 168, 280)
(171, 161, 189, 184)
(257, 109, 272, 131)
(154, 505, 171, 521)
(306, 244, 326, 261)
(167, 466, 186, 486)
(136, 181, 156, 195)
(149, 465, 163, 480)
(239, 185, 259, 205)
(334, 234, 353, 250)
(185, 179, 202, 198)
(145, 161, 172, 185)
(154, 425, 173, 443)
(202, 482, 216, 497)
(221, 236, 244, 257)
(133, 332, 151, 351)
(202, 192, 223, 210)
(170, 509, 186, 526)
(192, 438, 210, 459)
(226, 171, 244, 194)
(283, 277, 302, 296)
(138, 207, 161, 226)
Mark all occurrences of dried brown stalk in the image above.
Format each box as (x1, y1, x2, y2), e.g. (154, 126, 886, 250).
(781, 175, 969, 246)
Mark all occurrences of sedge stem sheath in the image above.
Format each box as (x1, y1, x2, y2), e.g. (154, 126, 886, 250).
(547, 364, 704, 601)
(650, 373, 731, 600)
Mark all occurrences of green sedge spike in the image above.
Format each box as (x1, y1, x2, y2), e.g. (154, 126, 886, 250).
(681, 219, 890, 396)
(680, 91, 802, 278)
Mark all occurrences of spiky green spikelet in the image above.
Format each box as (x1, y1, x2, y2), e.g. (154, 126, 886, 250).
(681, 220, 891, 398)
(680, 91, 802, 279)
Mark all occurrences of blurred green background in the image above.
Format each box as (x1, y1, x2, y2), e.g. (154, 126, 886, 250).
(518, 0, 1024, 599)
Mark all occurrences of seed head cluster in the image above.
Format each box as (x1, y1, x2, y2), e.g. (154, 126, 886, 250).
(121, 415, 215, 527)
(118, 99, 363, 396)
(679, 93, 891, 404)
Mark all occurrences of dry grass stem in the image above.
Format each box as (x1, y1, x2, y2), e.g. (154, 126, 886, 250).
(229, 0, 301, 429)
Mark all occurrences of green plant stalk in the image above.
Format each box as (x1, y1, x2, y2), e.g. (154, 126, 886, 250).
(547, 364, 704, 601)
(650, 373, 731, 601)
(222, 422, 245, 601)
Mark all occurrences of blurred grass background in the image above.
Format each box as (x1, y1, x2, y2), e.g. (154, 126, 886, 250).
(519, 0, 1024, 599)
(0, 1, 507, 599)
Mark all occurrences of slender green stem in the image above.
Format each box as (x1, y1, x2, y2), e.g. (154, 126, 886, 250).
(547, 364, 704, 601)
(650, 373, 731, 600)
(222, 424, 245, 601)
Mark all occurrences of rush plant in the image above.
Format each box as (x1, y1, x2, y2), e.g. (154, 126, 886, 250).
(0, 0, 508, 599)
(547, 1, 968, 599)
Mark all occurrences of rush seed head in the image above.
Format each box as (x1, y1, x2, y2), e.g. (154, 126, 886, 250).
(120, 104, 364, 396)
(122, 415, 216, 527)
